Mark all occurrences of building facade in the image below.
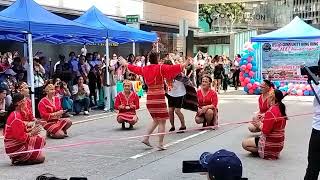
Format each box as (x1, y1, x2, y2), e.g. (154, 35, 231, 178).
(292, 0, 320, 28)
(195, 0, 292, 58)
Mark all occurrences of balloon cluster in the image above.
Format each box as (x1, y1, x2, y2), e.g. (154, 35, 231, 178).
(277, 82, 314, 96)
(239, 42, 261, 95)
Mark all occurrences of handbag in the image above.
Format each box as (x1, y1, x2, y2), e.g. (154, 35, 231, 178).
(182, 85, 198, 112)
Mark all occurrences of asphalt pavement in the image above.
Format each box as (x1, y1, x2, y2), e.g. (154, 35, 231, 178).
(0, 94, 314, 180)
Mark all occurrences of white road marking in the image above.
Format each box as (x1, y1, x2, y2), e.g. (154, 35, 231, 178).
(0, 108, 147, 139)
(130, 130, 208, 159)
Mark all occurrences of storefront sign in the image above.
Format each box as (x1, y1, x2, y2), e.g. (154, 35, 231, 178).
(126, 15, 140, 24)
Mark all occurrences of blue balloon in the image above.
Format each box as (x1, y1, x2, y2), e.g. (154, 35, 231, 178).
(244, 73, 249, 77)
(244, 86, 249, 92)
(274, 81, 281, 88)
(251, 61, 256, 66)
(242, 54, 249, 59)
(242, 60, 248, 64)
(252, 43, 259, 49)
(310, 90, 315, 96)
(244, 49, 249, 53)
(304, 90, 310, 96)
(250, 79, 255, 84)
(254, 88, 261, 95)
(252, 66, 257, 72)
(249, 51, 255, 57)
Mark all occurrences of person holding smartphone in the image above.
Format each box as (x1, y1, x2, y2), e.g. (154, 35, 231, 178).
(72, 76, 91, 115)
(38, 83, 72, 139)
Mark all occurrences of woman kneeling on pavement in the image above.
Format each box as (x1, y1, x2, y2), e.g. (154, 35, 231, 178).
(195, 74, 218, 128)
(114, 79, 140, 129)
(16, 82, 46, 137)
(248, 79, 274, 133)
(38, 83, 72, 139)
(242, 89, 287, 160)
(4, 93, 45, 165)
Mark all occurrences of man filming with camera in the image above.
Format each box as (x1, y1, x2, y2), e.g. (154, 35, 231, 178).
(303, 60, 320, 180)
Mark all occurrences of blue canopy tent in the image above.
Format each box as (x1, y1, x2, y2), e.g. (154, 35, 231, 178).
(251, 16, 320, 81)
(0, 0, 107, 114)
(251, 16, 320, 42)
(74, 6, 158, 85)
(74, 6, 157, 43)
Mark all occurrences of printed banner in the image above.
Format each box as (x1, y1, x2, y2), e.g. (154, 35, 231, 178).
(261, 41, 320, 81)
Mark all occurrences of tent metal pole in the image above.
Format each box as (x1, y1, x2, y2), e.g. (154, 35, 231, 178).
(27, 33, 36, 115)
(132, 41, 136, 56)
(24, 39, 32, 95)
(23, 43, 27, 57)
(105, 38, 110, 85)
(156, 41, 159, 53)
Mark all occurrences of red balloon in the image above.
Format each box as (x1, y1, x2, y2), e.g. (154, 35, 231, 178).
(247, 56, 253, 62)
(249, 89, 254, 94)
(249, 71, 255, 77)
(246, 63, 253, 70)
(241, 65, 246, 71)
(240, 76, 244, 82)
(240, 72, 244, 76)
(247, 83, 253, 89)
(244, 77, 250, 83)
(241, 82, 246, 87)
(245, 69, 250, 73)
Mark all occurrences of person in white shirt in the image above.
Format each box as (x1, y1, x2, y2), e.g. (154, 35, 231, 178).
(72, 76, 90, 115)
(103, 55, 117, 112)
(164, 60, 186, 132)
(305, 82, 320, 180)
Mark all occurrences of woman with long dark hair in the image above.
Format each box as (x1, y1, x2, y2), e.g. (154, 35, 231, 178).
(248, 80, 274, 133)
(4, 93, 45, 165)
(213, 56, 225, 94)
(119, 51, 189, 150)
(242, 89, 287, 159)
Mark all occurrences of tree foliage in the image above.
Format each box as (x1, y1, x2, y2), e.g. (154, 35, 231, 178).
(199, 3, 245, 30)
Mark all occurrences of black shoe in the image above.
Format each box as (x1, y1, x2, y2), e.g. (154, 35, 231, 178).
(202, 122, 207, 128)
(177, 126, 186, 133)
(122, 122, 125, 129)
(129, 124, 133, 129)
(169, 127, 175, 132)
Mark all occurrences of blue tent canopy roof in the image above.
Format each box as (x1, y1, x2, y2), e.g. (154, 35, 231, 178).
(251, 16, 320, 42)
(74, 6, 157, 42)
(0, 0, 104, 37)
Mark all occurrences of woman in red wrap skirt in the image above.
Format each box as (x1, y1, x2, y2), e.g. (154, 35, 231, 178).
(242, 89, 287, 160)
(4, 93, 45, 165)
(120, 52, 189, 150)
(38, 84, 72, 139)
